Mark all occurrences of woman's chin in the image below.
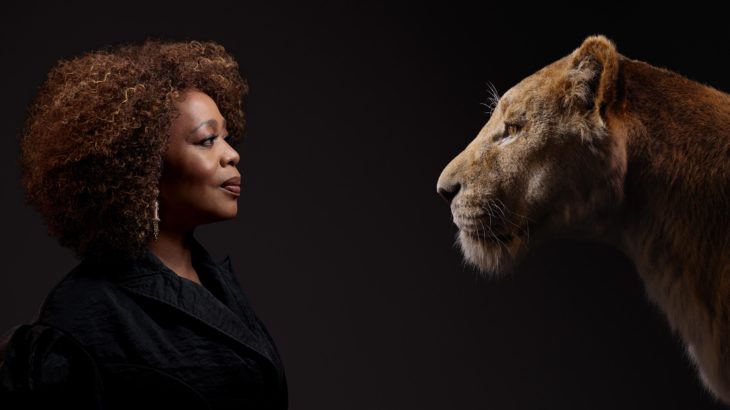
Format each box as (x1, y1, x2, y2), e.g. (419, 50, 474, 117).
(219, 207, 238, 220)
(203, 206, 238, 223)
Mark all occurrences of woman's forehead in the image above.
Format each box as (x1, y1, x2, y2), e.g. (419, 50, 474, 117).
(176, 91, 221, 121)
(171, 91, 226, 136)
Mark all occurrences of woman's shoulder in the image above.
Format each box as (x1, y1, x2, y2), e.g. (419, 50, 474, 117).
(0, 322, 104, 407)
(38, 261, 134, 323)
(15, 263, 145, 360)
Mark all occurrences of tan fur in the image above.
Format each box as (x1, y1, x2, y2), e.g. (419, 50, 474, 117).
(437, 35, 730, 403)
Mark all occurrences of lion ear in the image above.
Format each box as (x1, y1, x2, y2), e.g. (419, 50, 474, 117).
(565, 35, 620, 116)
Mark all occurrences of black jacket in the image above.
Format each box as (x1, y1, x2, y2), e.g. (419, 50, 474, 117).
(0, 236, 287, 409)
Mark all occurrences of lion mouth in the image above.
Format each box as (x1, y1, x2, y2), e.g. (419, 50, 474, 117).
(451, 208, 533, 275)
(453, 215, 517, 245)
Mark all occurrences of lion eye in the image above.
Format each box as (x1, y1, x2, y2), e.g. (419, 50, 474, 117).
(502, 123, 522, 139)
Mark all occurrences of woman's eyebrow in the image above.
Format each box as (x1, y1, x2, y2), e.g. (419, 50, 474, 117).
(189, 118, 227, 134)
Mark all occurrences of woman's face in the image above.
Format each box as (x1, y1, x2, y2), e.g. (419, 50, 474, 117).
(158, 89, 241, 231)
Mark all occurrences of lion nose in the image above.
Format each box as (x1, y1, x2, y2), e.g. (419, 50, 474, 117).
(437, 181, 461, 204)
(437, 150, 467, 205)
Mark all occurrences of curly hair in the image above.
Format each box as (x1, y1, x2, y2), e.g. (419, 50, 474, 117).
(18, 38, 248, 261)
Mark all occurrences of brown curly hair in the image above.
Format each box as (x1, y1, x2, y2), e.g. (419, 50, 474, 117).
(18, 38, 248, 261)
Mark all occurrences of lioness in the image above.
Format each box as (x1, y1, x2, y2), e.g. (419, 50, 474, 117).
(437, 35, 730, 403)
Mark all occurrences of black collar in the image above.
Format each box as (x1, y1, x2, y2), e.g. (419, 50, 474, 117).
(79, 235, 278, 369)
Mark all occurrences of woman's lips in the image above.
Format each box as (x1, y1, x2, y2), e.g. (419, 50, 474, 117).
(220, 184, 240, 195)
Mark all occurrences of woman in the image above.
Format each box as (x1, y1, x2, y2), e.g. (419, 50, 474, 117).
(0, 39, 287, 409)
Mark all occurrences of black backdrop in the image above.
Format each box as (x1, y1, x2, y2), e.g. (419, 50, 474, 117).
(1, 2, 728, 409)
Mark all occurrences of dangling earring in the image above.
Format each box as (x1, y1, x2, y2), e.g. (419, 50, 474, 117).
(152, 199, 161, 241)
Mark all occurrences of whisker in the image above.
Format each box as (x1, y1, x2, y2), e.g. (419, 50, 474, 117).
(480, 217, 506, 248)
(480, 199, 533, 242)
(483, 81, 501, 115)
(485, 200, 495, 230)
(495, 198, 536, 223)
(491, 199, 508, 220)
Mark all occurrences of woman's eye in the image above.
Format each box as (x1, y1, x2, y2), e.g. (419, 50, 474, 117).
(199, 134, 234, 147)
(200, 134, 222, 146)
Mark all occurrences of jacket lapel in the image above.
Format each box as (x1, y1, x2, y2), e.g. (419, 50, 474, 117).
(207, 255, 282, 367)
(102, 238, 277, 368)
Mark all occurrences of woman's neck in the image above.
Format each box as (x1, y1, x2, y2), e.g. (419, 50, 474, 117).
(148, 229, 201, 285)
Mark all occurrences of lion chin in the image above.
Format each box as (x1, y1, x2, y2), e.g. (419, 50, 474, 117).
(457, 230, 528, 277)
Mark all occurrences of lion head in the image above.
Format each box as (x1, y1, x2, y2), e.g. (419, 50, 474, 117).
(437, 35, 628, 276)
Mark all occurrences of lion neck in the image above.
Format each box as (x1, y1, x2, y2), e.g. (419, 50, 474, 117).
(605, 57, 730, 345)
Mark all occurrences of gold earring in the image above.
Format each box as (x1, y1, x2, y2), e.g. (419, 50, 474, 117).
(152, 199, 161, 241)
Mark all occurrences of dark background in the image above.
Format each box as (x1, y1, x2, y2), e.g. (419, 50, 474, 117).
(1, 2, 728, 409)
